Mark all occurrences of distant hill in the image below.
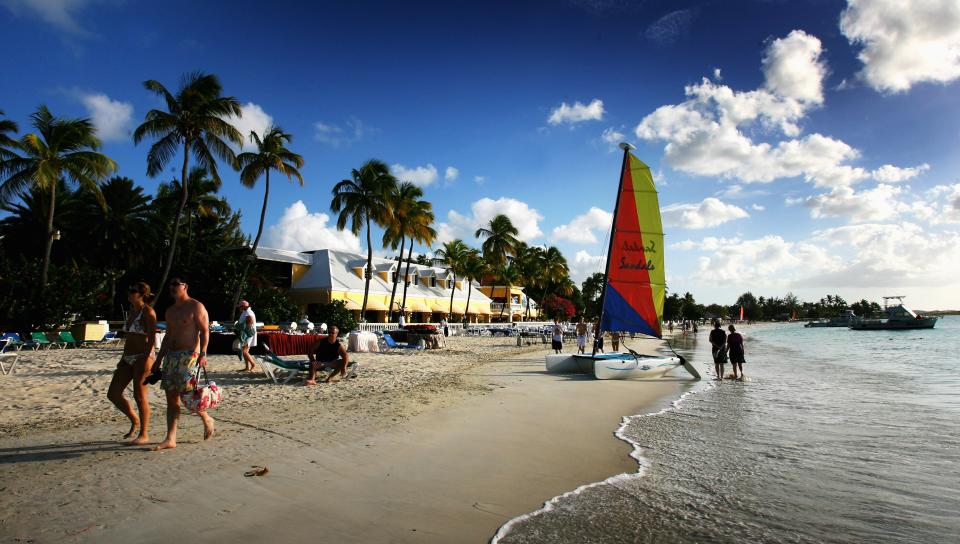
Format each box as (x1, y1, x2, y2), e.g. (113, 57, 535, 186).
(920, 310, 960, 316)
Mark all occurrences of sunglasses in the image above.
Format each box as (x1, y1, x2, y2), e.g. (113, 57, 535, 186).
(168, 282, 185, 287)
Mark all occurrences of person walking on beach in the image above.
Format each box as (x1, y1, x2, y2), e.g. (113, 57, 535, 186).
(593, 320, 604, 353)
(236, 299, 257, 372)
(610, 330, 621, 352)
(107, 282, 157, 445)
(727, 324, 745, 380)
(551, 320, 563, 354)
(709, 320, 728, 380)
(150, 277, 214, 450)
(304, 326, 351, 384)
(575, 319, 588, 354)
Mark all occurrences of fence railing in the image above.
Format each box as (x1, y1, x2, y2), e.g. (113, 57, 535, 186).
(355, 322, 466, 336)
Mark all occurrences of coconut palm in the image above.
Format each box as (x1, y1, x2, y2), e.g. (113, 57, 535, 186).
(154, 167, 230, 262)
(0, 106, 117, 286)
(0, 110, 17, 161)
(497, 262, 522, 322)
(331, 159, 397, 318)
(512, 242, 544, 320)
(232, 126, 304, 313)
(433, 239, 471, 317)
(382, 182, 424, 322)
(539, 245, 570, 299)
(399, 200, 436, 317)
(133, 71, 243, 295)
(459, 249, 486, 323)
(474, 214, 518, 269)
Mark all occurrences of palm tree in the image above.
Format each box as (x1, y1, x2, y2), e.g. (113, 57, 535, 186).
(0, 106, 117, 286)
(512, 243, 543, 320)
(539, 245, 570, 300)
(155, 167, 230, 262)
(459, 249, 487, 323)
(232, 126, 304, 313)
(331, 159, 397, 319)
(474, 214, 519, 269)
(0, 110, 17, 161)
(400, 200, 436, 317)
(433, 239, 471, 317)
(133, 71, 242, 295)
(382, 182, 424, 322)
(498, 262, 522, 322)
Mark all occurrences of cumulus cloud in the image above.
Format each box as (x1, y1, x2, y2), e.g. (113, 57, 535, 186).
(222, 102, 273, 151)
(761, 29, 828, 104)
(841, 0, 960, 93)
(444, 166, 459, 181)
(264, 200, 361, 253)
(474, 176, 486, 185)
(661, 198, 749, 229)
(601, 127, 625, 150)
(871, 163, 930, 183)
(644, 9, 697, 45)
(802, 184, 904, 222)
(804, 222, 960, 287)
(693, 235, 841, 285)
(552, 207, 613, 244)
(915, 183, 960, 225)
(79, 93, 132, 141)
(436, 197, 544, 244)
(392, 163, 439, 187)
(548, 99, 605, 125)
(314, 117, 376, 147)
(751, 203, 765, 211)
(569, 250, 605, 282)
(1, 0, 99, 35)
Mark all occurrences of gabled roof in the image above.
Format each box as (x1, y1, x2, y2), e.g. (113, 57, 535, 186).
(253, 246, 312, 265)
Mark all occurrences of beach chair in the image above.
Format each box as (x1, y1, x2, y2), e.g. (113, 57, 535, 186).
(0, 344, 18, 375)
(45, 332, 67, 349)
(58, 331, 86, 348)
(1, 333, 25, 352)
(29, 332, 54, 349)
(380, 333, 421, 352)
(93, 330, 122, 348)
(256, 345, 311, 384)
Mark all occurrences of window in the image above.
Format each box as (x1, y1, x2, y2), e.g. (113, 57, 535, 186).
(392, 272, 397, 283)
(430, 277, 437, 287)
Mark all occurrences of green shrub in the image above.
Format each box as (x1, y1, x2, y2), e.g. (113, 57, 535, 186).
(306, 300, 358, 333)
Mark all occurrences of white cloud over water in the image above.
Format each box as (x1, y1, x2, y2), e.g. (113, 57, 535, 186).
(264, 200, 361, 252)
(840, 0, 960, 93)
(548, 99, 605, 125)
(79, 92, 132, 141)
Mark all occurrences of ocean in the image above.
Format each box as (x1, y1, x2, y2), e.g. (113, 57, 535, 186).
(493, 318, 960, 543)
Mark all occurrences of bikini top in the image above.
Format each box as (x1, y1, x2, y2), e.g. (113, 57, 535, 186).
(124, 307, 146, 335)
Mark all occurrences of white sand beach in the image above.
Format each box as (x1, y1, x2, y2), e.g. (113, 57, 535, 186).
(0, 335, 699, 543)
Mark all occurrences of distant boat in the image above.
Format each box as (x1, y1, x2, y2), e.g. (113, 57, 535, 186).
(544, 143, 699, 380)
(804, 309, 857, 328)
(849, 296, 939, 330)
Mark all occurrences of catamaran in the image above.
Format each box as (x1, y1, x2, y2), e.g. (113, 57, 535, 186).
(545, 143, 700, 380)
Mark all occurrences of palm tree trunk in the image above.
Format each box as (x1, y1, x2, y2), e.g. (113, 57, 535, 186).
(448, 272, 456, 316)
(230, 169, 270, 318)
(400, 238, 414, 318)
(156, 141, 190, 304)
(40, 181, 57, 287)
(464, 281, 472, 325)
(387, 231, 405, 323)
(525, 291, 531, 321)
(361, 215, 373, 321)
(498, 279, 507, 321)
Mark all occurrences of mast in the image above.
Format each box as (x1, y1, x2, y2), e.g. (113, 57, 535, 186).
(592, 142, 633, 356)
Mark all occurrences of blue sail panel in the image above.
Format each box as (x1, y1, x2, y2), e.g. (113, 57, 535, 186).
(600, 285, 660, 338)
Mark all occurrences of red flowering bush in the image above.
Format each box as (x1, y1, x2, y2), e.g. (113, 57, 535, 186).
(541, 295, 575, 321)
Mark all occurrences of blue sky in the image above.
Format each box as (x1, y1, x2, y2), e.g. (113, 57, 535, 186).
(3, 0, 960, 309)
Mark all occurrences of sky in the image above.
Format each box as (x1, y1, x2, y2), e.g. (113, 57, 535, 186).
(2, 0, 960, 310)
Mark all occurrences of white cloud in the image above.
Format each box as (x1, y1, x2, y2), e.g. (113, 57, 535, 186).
(313, 117, 375, 147)
(1, 0, 97, 35)
(601, 127, 625, 150)
(223, 102, 273, 151)
(264, 200, 361, 253)
(551, 207, 613, 244)
(751, 203, 765, 211)
(548, 99, 605, 125)
(805, 222, 960, 287)
(761, 29, 827, 104)
(437, 197, 544, 244)
(713, 68, 722, 80)
(474, 176, 486, 185)
(803, 184, 904, 222)
(661, 197, 749, 229)
(840, 0, 960, 93)
(693, 235, 841, 285)
(444, 166, 459, 181)
(871, 163, 930, 183)
(917, 183, 960, 225)
(79, 93, 132, 141)
(644, 9, 696, 45)
(569, 250, 605, 282)
(392, 163, 439, 187)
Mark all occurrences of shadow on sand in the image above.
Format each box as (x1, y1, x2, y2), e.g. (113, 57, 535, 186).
(0, 440, 131, 464)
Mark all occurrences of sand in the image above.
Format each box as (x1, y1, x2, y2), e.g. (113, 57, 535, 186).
(0, 335, 698, 543)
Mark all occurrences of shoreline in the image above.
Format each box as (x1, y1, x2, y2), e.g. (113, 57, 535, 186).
(1, 337, 696, 543)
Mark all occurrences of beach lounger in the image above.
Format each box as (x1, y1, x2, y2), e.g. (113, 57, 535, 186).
(381, 333, 421, 352)
(256, 346, 311, 384)
(1, 333, 25, 352)
(58, 331, 85, 348)
(45, 332, 67, 349)
(30, 332, 54, 349)
(93, 330, 122, 348)
(0, 338, 20, 375)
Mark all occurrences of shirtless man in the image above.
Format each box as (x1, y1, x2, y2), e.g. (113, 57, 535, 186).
(151, 276, 214, 450)
(575, 319, 588, 354)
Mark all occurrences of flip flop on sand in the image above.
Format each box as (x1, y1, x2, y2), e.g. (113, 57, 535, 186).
(244, 466, 269, 477)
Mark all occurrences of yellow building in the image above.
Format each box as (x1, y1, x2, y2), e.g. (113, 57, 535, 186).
(255, 247, 493, 323)
(477, 285, 540, 322)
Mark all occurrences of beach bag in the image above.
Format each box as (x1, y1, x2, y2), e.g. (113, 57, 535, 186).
(181, 364, 222, 414)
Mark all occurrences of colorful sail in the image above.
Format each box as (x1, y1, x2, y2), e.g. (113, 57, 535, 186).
(600, 152, 665, 338)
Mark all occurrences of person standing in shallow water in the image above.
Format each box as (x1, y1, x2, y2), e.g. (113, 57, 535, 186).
(727, 324, 745, 380)
(150, 276, 214, 451)
(107, 282, 157, 445)
(709, 320, 727, 381)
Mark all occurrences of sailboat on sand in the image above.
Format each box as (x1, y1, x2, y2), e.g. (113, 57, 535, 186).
(545, 143, 700, 380)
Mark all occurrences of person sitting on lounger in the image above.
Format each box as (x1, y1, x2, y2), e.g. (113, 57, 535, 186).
(304, 326, 350, 385)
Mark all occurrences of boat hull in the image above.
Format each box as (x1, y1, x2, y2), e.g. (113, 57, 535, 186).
(545, 354, 582, 373)
(592, 354, 681, 380)
(850, 317, 938, 330)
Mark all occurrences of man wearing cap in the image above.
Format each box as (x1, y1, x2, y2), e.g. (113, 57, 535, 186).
(237, 300, 257, 372)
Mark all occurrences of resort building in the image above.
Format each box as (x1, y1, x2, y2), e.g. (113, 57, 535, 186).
(254, 247, 497, 323)
(476, 285, 541, 322)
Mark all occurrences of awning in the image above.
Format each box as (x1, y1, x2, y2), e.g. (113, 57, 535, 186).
(407, 300, 430, 313)
(451, 302, 467, 314)
(431, 302, 449, 313)
(364, 298, 389, 311)
(339, 299, 362, 310)
(468, 302, 492, 315)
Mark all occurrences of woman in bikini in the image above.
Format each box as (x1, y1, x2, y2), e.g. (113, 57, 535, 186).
(106, 282, 157, 445)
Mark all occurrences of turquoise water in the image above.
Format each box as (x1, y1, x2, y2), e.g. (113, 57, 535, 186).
(495, 318, 960, 543)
